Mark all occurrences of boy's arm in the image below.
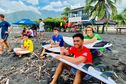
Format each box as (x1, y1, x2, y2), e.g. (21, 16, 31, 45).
(84, 37, 97, 44)
(56, 55, 86, 64)
(9, 25, 12, 33)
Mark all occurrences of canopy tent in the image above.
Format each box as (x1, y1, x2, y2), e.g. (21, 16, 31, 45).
(81, 19, 117, 26)
(95, 19, 117, 25)
(13, 19, 37, 25)
(73, 19, 117, 34)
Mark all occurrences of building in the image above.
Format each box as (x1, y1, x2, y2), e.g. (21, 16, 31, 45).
(68, 7, 89, 23)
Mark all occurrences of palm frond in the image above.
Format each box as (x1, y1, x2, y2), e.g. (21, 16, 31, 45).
(100, 3, 107, 19)
(84, 0, 118, 20)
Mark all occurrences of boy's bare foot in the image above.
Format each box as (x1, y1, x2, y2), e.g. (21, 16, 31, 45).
(50, 82, 56, 84)
(19, 55, 22, 57)
(50, 75, 57, 84)
(0, 51, 3, 55)
(7, 49, 13, 52)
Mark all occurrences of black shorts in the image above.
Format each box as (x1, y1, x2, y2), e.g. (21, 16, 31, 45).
(1, 33, 9, 41)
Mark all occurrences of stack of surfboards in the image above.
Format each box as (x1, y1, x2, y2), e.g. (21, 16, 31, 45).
(63, 36, 112, 49)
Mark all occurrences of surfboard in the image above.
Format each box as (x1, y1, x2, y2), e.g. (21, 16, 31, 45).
(42, 44, 61, 53)
(41, 36, 112, 55)
(40, 36, 112, 59)
(63, 36, 112, 49)
(36, 45, 61, 59)
(46, 53, 116, 84)
(41, 40, 112, 53)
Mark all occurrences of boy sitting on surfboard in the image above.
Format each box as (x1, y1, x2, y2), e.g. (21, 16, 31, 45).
(50, 33, 92, 84)
(83, 26, 104, 57)
(13, 34, 34, 57)
(83, 26, 102, 44)
(47, 27, 64, 49)
(40, 27, 64, 59)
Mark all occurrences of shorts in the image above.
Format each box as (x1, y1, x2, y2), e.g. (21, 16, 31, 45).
(39, 29, 45, 32)
(1, 33, 9, 41)
(70, 67, 77, 75)
(13, 48, 31, 55)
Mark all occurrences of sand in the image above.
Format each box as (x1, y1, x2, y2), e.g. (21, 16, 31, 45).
(0, 27, 126, 84)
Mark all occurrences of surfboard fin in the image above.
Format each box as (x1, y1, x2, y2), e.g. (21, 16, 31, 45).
(100, 71, 116, 80)
(95, 64, 107, 72)
(83, 74, 92, 80)
(82, 64, 93, 71)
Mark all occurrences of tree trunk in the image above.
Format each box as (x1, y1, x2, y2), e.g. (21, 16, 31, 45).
(97, 26, 99, 33)
(102, 25, 105, 34)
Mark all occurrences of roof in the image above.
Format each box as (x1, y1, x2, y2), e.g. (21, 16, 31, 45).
(72, 19, 117, 26)
(70, 7, 84, 12)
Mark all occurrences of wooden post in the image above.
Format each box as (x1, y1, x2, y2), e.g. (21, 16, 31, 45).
(97, 26, 99, 33)
(101, 25, 105, 34)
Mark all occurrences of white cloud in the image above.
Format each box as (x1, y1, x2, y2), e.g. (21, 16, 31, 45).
(41, 0, 126, 14)
(42, 1, 65, 12)
(70, 3, 82, 9)
(66, 0, 85, 9)
(116, 0, 126, 13)
(0, 0, 126, 16)
(0, 0, 41, 14)
(42, 0, 85, 12)
(23, 0, 39, 5)
(42, 5, 64, 12)
(0, 8, 6, 13)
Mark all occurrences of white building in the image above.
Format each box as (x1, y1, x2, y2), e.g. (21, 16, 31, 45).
(68, 7, 89, 23)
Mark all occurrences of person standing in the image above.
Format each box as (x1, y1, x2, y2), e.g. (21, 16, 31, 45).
(39, 19, 45, 38)
(0, 14, 12, 54)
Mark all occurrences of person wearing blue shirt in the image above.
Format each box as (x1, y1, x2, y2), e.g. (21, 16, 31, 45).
(48, 27, 64, 49)
(0, 14, 12, 54)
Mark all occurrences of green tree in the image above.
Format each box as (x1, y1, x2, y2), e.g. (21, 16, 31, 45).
(84, 0, 118, 33)
(61, 7, 71, 17)
(85, 0, 118, 19)
(113, 8, 126, 25)
(43, 17, 65, 31)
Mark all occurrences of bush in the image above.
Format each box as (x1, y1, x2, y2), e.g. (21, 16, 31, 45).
(44, 17, 65, 30)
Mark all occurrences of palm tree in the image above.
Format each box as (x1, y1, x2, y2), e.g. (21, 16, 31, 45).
(84, 0, 118, 33)
(85, 0, 118, 19)
(113, 8, 126, 26)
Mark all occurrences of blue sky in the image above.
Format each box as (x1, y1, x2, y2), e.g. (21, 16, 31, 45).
(0, 0, 126, 18)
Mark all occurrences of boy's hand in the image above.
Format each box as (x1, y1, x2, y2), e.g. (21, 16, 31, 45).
(46, 45, 52, 49)
(56, 55, 63, 60)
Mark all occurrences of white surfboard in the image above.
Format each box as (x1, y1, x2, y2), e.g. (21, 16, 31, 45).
(63, 36, 112, 49)
(41, 37, 112, 53)
(46, 53, 116, 84)
(42, 44, 60, 53)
